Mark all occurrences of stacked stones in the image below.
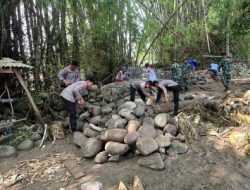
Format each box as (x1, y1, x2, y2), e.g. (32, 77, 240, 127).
(73, 91, 188, 170)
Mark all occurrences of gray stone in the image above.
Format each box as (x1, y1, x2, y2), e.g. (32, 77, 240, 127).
(137, 123, 157, 138)
(105, 141, 129, 155)
(127, 120, 140, 133)
(101, 129, 127, 142)
(101, 106, 113, 115)
(81, 181, 102, 190)
(145, 108, 155, 118)
(135, 99, 145, 106)
(81, 138, 103, 158)
(143, 117, 155, 126)
(134, 105, 145, 117)
(163, 124, 178, 136)
(190, 78, 198, 85)
(17, 139, 34, 151)
(113, 118, 127, 129)
(159, 147, 166, 154)
(112, 114, 121, 120)
(154, 113, 171, 128)
(30, 132, 42, 141)
(92, 106, 101, 116)
(156, 129, 163, 136)
(124, 131, 140, 145)
(73, 132, 88, 147)
(120, 101, 137, 110)
(90, 116, 102, 125)
(167, 140, 188, 155)
(0, 146, 17, 158)
(77, 119, 84, 131)
(84, 127, 99, 138)
(79, 111, 90, 120)
(119, 109, 136, 120)
(155, 134, 171, 148)
(137, 153, 165, 170)
(184, 95, 194, 100)
(176, 134, 186, 142)
(94, 151, 108, 164)
(136, 137, 158, 156)
(108, 155, 120, 162)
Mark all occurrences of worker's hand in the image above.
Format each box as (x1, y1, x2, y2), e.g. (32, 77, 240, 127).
(78, 98, 85, 105)
(63, 80, 69, 86)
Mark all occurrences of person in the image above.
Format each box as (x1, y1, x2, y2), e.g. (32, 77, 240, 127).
(153, 80, 180, 116)
(187, 58, 199, 72)
(218, 53, 232, 92)
(171, 60, 181, 83)
(115, 67, 129, 82)
(207, 63, 219, 82)
(58, 60, 80, 87)
(180, 61, 192, 91)
(60, 78, 95, 132)
(130, 80, 153, 102)
(145, 63, 157, 82)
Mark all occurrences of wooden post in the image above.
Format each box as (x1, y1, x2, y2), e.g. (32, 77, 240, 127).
(13, 68, 45, 127)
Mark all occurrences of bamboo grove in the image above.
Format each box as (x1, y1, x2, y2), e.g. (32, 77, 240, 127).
(0, 0, 249, 89)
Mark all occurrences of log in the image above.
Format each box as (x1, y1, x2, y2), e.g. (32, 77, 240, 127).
(231, 78, 250, 84)
(13, 69, 44, 126)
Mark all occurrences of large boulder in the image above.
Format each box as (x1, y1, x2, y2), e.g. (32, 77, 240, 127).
(143, 117, 155, 126)
(73, 132, 88, 147)
(137, 152, 165, 170)
(94, 151, 108, 164)
(17, 139, 34, 151)
(137, 123, 157, 138)
(101, 106, 113, 115)
(154, 113, 171, 128)
(119, 101, 137, 111)
(90, 116, 102, 125)
(119, 109, 136, 120)
(136, 137, 158, 156)
(134, 105, 145, 117)
(81, 138, 103, 158)
(0, 146, 17, 158)
(84, 127, 99, 138)
(124, 131, 140, 145)
(155, 134, 172, 148)
(167, 140, 188, 155)
(92, 106, 101, 116)
(101, 129, 127, 142)
(127, 120, 140, 133)
(105, 141, 129, 155)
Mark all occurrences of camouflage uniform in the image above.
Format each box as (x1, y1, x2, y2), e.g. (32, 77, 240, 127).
(180, 63, 192, 91)
(171, 62, 181, 83)
(218, 58, 231, 91)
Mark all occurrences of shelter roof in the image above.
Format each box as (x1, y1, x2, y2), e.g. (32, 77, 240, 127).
(0, 58, 33, 69)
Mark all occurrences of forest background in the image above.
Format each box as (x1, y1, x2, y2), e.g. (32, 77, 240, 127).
(0, 0, 249, 90)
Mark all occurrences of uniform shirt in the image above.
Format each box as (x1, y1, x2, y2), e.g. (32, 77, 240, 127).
(146, 67, 157, 81)
(187, 59, 198, 71)
(58, 65, 80, 85)
(60, 81, 88, 103)
(131, 80, 148, 93)
(210, 63, 218, 71)
(158, 80, 178, 93)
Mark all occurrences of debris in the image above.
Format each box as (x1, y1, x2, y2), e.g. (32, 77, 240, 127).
(64, 159, 85, 180)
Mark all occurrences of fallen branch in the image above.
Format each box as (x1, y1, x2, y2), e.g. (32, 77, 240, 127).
(38, 124, 48, 148)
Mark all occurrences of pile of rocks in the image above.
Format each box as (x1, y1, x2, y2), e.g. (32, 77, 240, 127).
(73, 97, 188, 170)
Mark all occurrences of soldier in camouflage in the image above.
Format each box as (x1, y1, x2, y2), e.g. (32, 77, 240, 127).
(180, 61, 192, 91)
(218, 53, 232, 92)
(171, 60, 181, 83)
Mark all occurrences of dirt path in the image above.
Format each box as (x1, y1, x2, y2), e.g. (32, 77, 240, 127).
(1, 81, 249, 190)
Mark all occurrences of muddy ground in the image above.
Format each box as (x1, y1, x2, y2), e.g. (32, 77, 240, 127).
(0, 81, 250, 190)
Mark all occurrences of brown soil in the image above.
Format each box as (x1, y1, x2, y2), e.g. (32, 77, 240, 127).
(1, 82, 250, 190)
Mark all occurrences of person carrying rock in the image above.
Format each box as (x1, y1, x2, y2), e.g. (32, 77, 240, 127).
(130, 80, 153, 102)
(171, 59, 181, 83)
(58, 60, 80, 88)
(145, 63, 157, 82)
(153, 80, 179, 116)
(218, 53, 232, 92)
(60, 78, 95, 132)
(115, 67, 129, 82)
